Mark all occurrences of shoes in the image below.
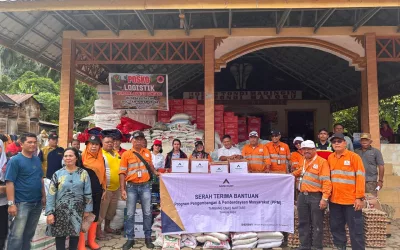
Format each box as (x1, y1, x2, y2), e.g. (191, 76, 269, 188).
(122, 240, 136, 250)
(145, 238, 155, 249)
(88, 222, 101, 250)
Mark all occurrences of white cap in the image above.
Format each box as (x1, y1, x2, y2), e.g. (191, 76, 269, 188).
(301, 140, 316, 149)
(249, 131, 259, 137)
(293, 136, 304, 144)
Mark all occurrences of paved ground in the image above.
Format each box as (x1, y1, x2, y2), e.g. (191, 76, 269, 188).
(91, 219, 400, 250)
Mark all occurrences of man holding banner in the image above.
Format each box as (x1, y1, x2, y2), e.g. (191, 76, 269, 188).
(292, 140, 332, 250)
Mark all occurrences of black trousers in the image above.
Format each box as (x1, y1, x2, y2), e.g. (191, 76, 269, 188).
(0, 205, 8, 250)
(329, 202, 365, 250)
(55, 236, 79, 250)
(92, 192, 103, 222)
(297, 192, 324, 250)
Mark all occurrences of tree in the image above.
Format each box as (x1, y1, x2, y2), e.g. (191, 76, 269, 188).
(34, 92, 60, 122)
(11, 71, 59, 94)
(333, 107, 358, 135)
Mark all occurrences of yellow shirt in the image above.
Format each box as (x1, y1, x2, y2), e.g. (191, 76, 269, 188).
(102, 149, 121, 191)
(41, 146, 55, 177)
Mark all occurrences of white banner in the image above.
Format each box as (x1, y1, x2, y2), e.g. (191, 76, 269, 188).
(160, 173, 294, 234)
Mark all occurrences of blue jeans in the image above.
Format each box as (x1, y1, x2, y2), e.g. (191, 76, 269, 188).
(7, 201, 42, 250)
(125, 182, 152, 240)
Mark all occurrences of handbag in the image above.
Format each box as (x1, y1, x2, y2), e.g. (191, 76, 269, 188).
(132, 151, 154, 180)
(81, 213, 96, 233)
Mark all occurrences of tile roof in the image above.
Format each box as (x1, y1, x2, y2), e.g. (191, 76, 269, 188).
(6, 94, 35, 104)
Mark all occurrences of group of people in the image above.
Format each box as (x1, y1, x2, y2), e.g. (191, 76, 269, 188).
(0, 121, 385, 250)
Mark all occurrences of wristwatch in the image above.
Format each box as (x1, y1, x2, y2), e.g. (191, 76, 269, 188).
(357, 197, 365, 201)
(7, 201, 15, 206)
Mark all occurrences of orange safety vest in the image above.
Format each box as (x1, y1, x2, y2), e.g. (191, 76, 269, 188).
(290, 150, 304, 172)
(241, 144, 271, 172)
(293, 155, 332, 200)
(119, 148, 152, 183)
(265, 142, 291, 173)
(327, 149, 366, 205)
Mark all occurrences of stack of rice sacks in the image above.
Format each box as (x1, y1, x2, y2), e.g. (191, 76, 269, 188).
(256, 232, 283, 248)
(109, 199, 126, 231)
(230, 232, 258, 249)
(151, 214, 163, 247)
(197, 233, 230, 249)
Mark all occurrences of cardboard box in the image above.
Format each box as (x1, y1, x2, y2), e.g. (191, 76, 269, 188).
(224, 112, 235, 117)
(214, 111, 224, 117)
(248, 117, 261, 125)
(184, 110, 197, 118)
(170, 105, 184, 112)
(184, 105, 197, 111)
(215, 105, 224, 111)
(224, 116, 238, 123)
(238, 117, 247, 125)
(210, 162, 229, 173)
(238, 126, 247, 133)
(197, 105, 205, 111)
(196, 116, 205, 123)
(184, 99, 198, 105)
(225, 128, 239, 135)
(158, 117, 170, 123)
(169, 99, 184, 106)
(229, 161, 248, 173)
(172, 159, 190, 173)
(215, 116, 224, 123)
(225, 123, 238, 129)
(158, 110, 170, 118)
(190, 159, 209, 173)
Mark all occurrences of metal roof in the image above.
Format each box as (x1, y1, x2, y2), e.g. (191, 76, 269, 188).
(6, 93, 35, 104)
(0, 8, 399, 111)
(0, 93, 16, 105)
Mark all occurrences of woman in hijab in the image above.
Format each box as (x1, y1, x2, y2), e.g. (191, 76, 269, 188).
(45, 148, 92, 250)
(0, 140, 7, 249)
(78, 135, 106, 250)
(190, 141, 212, 161)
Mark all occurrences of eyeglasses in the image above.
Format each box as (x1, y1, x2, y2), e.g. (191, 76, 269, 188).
(331, 139, 344, 144)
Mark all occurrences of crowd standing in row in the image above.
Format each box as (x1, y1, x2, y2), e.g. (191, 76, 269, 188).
(0, 121, 384, 250)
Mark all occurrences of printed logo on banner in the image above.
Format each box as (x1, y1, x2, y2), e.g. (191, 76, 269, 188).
(219, 179, 234, 188)
(223, 179, 230, 184)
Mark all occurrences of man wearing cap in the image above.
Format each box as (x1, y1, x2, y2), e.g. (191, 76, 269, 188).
(292, 140, 331, 250)
(355, 133, 384, 197)
(97, 135, 121, 239)
(333, 123, 354, 151)
(119, 131, 159, 250)
(39, 134, 64, 178)
(328, 133, 365, 250)
(242, 131, 271, 173)
(114, 135, 126, 156)
(218, 135, 243, 161)
(290, 136, 304, 172)
(265, 131, 291, 173)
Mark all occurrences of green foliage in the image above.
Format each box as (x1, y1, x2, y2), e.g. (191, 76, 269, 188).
(379, 96, 400, 129)
(333, 106, 359, 135)
(0, 46, 97, 125)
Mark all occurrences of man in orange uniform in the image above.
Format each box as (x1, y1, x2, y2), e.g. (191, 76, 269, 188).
(290, 136, 304, 172)
(328, 133, 365, 250)
(265, 131, 291, 173)
(242, 131, 271, 173)
(293, 140, 332, 250)
(119, 131, 159, 250)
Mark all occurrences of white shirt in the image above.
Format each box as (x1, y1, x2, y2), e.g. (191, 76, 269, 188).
(152, 152, 165, 170)
(217, 146, 242, 160)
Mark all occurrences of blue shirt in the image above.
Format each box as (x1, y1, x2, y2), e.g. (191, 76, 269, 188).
(5, 153, 43, 203)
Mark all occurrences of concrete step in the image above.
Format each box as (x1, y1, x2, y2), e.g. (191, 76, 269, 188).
(385, 163, 393, 176)
(383, 175, 400, 188)
(378, 187, 400, 203)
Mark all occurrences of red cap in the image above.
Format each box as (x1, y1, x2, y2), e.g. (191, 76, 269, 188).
(153, 139, 162, 146)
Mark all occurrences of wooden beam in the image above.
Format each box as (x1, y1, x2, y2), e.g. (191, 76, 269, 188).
(63, 26, 400, 39)
(204, 35, 215, 152)
(2, 0, 400, 12)
(365, 33, 380, 149)
(59, 38, 76, 148)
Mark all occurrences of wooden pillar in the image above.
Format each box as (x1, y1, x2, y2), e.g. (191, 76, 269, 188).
(204, 36, 215, 152)
(59, 38, 76, 148)
(363, 33, 380, 148)
(360, 70, 369, 132)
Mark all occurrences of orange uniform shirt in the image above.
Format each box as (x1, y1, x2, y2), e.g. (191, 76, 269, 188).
(119, 148, 152, 183)
(290, 150, 304, 172)
(293, 155, 332, 200)
(242, 144, 271, 172)
(265, 142, 291, 173)
(328, 150, 365, 205)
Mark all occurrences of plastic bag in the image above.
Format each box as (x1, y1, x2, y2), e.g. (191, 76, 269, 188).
(256, 232, 284, 239)
(257, 241, 282, 248)
(232, 237, 257, 246)
(231, 232, 257, 240)
(181, 235, 197, 249)
(205, 233, 229, 241)
(203, 240, 230, 249)
(196, 235, 220, 244)
(162, 235, 181, 250)
(231, 241, 257, 249)
(81, 213, 95, 233)
(116, 117, 152, 134)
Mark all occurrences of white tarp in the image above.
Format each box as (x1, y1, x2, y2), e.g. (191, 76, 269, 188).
(160, 173, 294, 234)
